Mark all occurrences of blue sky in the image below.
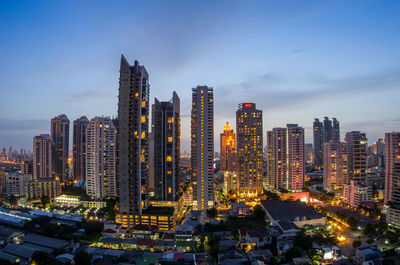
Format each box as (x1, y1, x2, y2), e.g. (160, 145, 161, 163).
(1, 0, 399, 152)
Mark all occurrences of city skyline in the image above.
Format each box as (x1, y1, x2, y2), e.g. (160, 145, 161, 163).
(2, 1, 400, 151)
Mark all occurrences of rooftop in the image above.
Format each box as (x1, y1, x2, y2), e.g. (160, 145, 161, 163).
(261, 200, 323, 222)
(24, 234, 67, 249)
(142, 206, 174, 215)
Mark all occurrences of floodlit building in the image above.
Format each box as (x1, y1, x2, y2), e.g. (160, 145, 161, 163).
(191, 86, 214, 210)
(220, 122, 236, 173)
(236, 103, 263, 195)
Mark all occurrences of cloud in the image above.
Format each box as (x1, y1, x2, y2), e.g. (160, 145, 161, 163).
(214, 68, 400, 117)
(291, 48, 305, 54)
(63, 90, 112, 103)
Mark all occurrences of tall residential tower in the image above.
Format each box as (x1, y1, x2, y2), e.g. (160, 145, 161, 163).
(191, 86, 214, 210)
(385, 132, 400, 228)
(51, 114, 70, 182)
(33, 134, 54, 179)
(152, 92, 180, 201)
(86, 117, 117, 199)
(116, 56, 150, 228)
(73, 116, 89, 181)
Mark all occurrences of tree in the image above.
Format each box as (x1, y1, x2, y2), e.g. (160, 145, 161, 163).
(206, 207, 218, 219)
(353, 240, 361, 249)
(363, 223, 375, 235)
(285, 247, 303, 260)
(346, 217, 358, 230)
(41, 195, 50, 208)
(253, 205, 265, 218)
(31, 251, 59, 265)
(74, 250, 92, 265)
(270, 256, 280, 265)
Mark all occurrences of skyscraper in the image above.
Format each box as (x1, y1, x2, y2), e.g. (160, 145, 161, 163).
(267, 124, 305, 192)
(345, 131, 367, 184)
(116, 56, 150, 228)
(323, 117, 333, 143)
(385, 132, 400, 228)
(86, 117, 117, 199)
(73, 116, 89, 181)
(33, 134, 54, 179)
(220, 122, 236, 173)
(313, 119, 324, 167)
(332, 117, 340, 142)
(236, 103, 263, 195)
(191, 86, 214, 210)
(51, 114, 70, 183)
(323, 141, 348, 191)
(152, 92, 180, 201)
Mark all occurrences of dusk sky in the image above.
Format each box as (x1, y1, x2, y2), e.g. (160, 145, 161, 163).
(1, 0, 400, 152)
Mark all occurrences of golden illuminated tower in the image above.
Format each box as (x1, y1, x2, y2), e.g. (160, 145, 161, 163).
(236, 103, 263, 196)
(220, 122, 236, 173)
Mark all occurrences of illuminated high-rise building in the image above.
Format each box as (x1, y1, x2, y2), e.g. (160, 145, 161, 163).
(267, 124, 304, 192)
(323, 141, 348, 191)
(85, 117, 117, 199)
(313, 119, 323, 167)
(220, 122, 236, 173)
(152, 92, 180, 201)
(345, 131, 367, 184)
(51, 114, 70, 183)
(384, 132, 400, 228)
(33, 134, 54, 179)
(73, 116, 89, 181)
(116, 56, 150, 228)
(236, 103, 263, 195)
(191, 85, 214, 210)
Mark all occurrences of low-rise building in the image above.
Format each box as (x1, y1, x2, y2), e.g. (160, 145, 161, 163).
(260, 200, 326, 227)
(343, 180, 372, 208)
(25, 178, 61, 201)
(354, 245, 383, 264)
(6, 172, 31, 196)
(231, 202, 250, 216)
(54, 195, 106, 208)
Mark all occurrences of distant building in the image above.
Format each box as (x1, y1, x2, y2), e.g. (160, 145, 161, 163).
(345, 131, 367, 184)
(25, 178, 61, 201)
(332, 118, 340, 142)
(220, 122, 236, 172)
(343, 180, 372, 208)
(86, 117, 117, 199)
(51, 114, 70, 183)
(152, 92, 180, 201)
(33, 134, 54, 180)
(304, 143, 313, 164)
(267, 124, 304, 192)
(191, 86, 214, 210)
(72, 116, 89, 181)
(384, 132, 400, 228)
(323, 141, 348, 191)
(236, 103, 263, 195)
(323, 117, 333, 144)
